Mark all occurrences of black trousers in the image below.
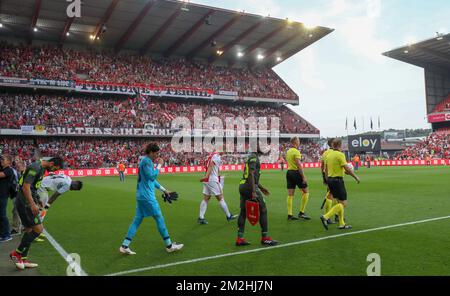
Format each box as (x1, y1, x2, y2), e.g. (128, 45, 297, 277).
(0, 197, 11, 237)
(237, 185, 268, 236)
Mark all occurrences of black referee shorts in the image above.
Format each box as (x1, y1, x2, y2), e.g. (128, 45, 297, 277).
(327, 177, 347, 201)
(15, 195, 42, 228)
(286, 170, 308, 189)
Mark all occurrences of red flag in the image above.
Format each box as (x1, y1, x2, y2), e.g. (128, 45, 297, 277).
(245, 200, 260, 226)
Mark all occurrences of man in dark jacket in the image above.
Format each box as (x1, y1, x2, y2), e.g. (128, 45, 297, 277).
(0, 154, 14, 242)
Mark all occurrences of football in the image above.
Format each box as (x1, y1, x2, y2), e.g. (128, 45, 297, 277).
(346, 163, 354, 174)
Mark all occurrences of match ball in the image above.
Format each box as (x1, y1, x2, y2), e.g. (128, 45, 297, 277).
(346, 163, 354, 173)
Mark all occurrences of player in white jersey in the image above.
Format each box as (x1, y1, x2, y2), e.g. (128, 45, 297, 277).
(198, 152, 237, 225)
(31, 174, 82, 242)
(37, 174, 83, 220)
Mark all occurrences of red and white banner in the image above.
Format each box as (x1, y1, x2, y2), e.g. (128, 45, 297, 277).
(428, 112, 450, 123)
(368, 159, 450, 167)
(75, 80, 213, 99)
(53, 159, 450, 177)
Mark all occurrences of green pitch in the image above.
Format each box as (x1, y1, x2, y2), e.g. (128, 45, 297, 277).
(26, 166, 450, 275)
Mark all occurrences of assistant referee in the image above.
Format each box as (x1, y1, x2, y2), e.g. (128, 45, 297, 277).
(286, 137, 310, 221)
(320, 138, 360, 230)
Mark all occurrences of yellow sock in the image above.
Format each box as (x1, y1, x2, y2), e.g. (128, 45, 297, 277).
(287, 195, 294, 216)
(300, 192, 309, 213)
(323, 198, 332, 215)
(324, 203, 343, 220)
(338, 205, 345, 227)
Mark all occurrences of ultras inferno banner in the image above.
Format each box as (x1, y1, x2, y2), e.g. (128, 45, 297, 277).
(45, 127, 279, 137)
(47, 126, 173, 136)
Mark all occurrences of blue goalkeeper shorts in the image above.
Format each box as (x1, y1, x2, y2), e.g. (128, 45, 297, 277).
(136, 199, 162, 218)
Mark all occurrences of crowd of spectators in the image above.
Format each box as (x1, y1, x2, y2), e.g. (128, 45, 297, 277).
(435, 127, 450, 135)
(396, 132, 450, 160)
(0, 138, 321, 169)
(0, 42, 297, 100)
(279, 141, 321, 163)
(431, 95, 450, 113)
(0, 42, 324, 169)
(0, 93, 319, 134)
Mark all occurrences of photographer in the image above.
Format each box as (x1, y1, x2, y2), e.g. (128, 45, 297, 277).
(0, 154, 14, 242)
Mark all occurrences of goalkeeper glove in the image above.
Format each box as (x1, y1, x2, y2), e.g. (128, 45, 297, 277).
(162, 191, 179, 203)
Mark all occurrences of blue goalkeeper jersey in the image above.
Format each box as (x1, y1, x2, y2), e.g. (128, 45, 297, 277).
(136, 156, 162, 203)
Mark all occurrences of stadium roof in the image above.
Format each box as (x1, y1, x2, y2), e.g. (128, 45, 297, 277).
(0, 0, 333, 68)
(383, 33, 450, 75)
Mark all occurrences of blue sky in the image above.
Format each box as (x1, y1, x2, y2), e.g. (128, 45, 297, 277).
(193, 0, 449, 137)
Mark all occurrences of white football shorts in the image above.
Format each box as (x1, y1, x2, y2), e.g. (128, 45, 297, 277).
(203, 180, 223, 196)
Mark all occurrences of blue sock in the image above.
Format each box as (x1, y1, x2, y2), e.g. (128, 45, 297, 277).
(122, 215, 143, 247)
(121, 237, 132, 248)
(154, 214, 171, 247)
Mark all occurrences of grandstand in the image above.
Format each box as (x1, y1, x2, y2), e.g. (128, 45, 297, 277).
(383, 33, 450, 135)
(383, 33, 450, 160)
(0, 0, 333, 167)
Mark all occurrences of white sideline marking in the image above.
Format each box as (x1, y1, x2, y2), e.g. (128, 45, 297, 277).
(105, 215, 450, 276)
(43, 229, 88, 276)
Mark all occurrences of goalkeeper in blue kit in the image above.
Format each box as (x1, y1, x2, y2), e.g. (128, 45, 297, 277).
(119, 143, 183, 255)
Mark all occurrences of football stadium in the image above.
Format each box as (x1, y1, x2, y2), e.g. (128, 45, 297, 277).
(0, 0, 449, 281)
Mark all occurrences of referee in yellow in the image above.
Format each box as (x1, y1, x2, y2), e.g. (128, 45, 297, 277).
(320, 138, 360, 230)
(286, 137, 310, 221)
(320, 138, 337, 225)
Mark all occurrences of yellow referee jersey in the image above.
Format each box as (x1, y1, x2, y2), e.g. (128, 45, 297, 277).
(321, 149, 332, 162)
(286, 148, 302, 170)
(326, 149, 347, 177)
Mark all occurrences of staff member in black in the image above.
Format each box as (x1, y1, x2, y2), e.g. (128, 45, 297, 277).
(236, 145, 278, 247)
(0, 154, 15, 242)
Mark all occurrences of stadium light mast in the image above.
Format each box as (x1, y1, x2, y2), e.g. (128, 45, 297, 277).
(28, 0, 42, 43)
(92, 0, 120, 40)
(181, 0, 190, 11)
